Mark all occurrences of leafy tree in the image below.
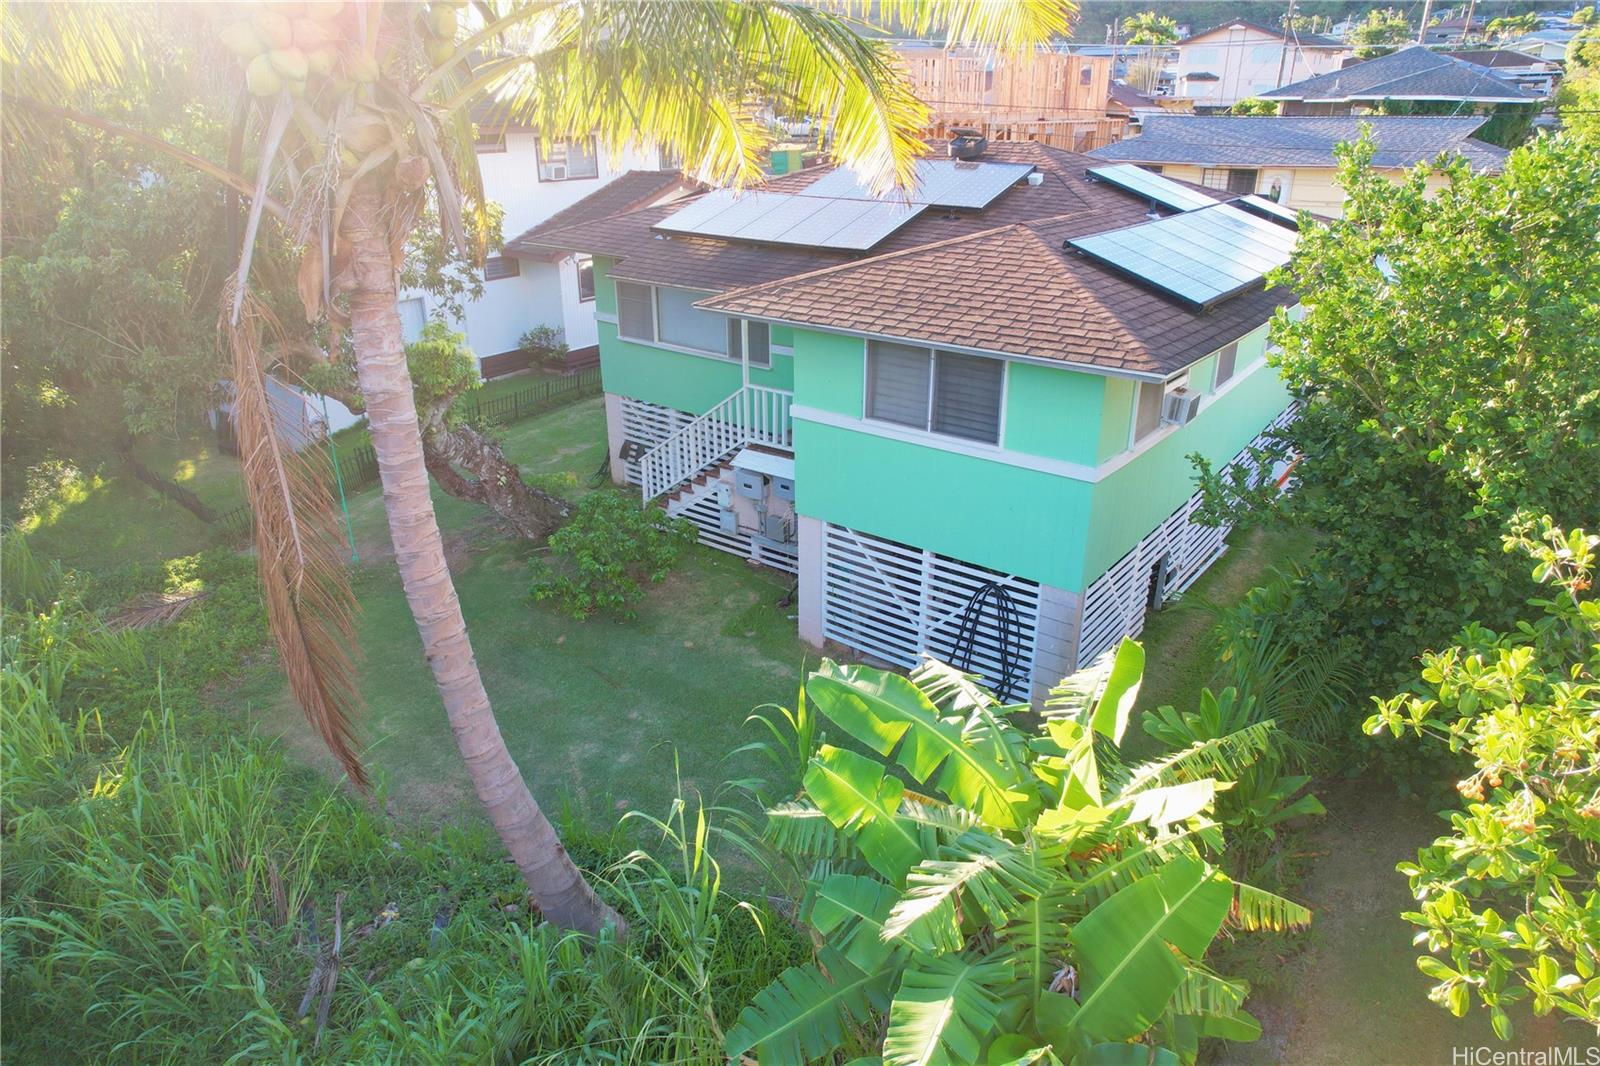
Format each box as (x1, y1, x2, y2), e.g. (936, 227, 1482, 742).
(2, 0, 1076, 937)
(1122, 11, 1178, 93)
(1193, 132, 1600, 737)
(728, 643, 1311, 1064)
(1486, 11, 1540, 42)
(1365, 518, 1600, 1038)
(530, 491, 696, 618)
(1230, 96, 1279, 115)
(1348, 8, 1414, 57)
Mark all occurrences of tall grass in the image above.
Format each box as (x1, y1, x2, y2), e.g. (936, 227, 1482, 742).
(2, 587, 808, 1063)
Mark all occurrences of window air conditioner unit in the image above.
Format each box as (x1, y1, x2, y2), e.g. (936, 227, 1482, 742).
(1162, 388, 1202, 426)
(547, 163, 567, 181)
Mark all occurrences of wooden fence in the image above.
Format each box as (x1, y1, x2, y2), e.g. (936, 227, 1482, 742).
(212, 367, 602, 540)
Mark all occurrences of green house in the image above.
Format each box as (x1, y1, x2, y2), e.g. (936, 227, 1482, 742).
(524, 142, 1300, 701)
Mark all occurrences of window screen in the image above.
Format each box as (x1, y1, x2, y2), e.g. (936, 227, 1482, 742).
(1227, 169, 1258, 194)
(1214, 340, 1239, 387)
(576, 257, 595, 302)
(656, 287, 727, 354)
(730, 321, 771, 367)
(1134, 381, 1164, 442)
(931, 351, 1003, 444)
(867, 342, 931, 428)
(484, 256, 520, 281)
(616, 282, 654, 342)
(537, 137, 600, 181)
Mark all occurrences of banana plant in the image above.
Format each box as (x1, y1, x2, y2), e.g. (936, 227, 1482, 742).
(728, 641, 1311, 1065)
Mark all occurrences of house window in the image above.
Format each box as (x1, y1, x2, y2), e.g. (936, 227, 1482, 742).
(537, 137, 600, 181)
(617, 281, 655, 342)
(576, 257, 595, 302)
(1203, 168, 1258, 194)
(730, 320, 771, 368)
(1139, 164, 1165, 175)
(1133, 381, 1165, 443)
(1214, 340, 1239, 388)
(484, 256, 520, 281)
(474, 130, 507, 154)
(398, 297, 426, 344)
(866, 341, 1003, 445)
(656, 286, 728, 355)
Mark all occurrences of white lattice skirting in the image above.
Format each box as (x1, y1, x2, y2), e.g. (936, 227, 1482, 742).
(1076, 404, 1298, 668)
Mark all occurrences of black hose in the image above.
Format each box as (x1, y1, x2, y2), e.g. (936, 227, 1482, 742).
(587, 454, 611, 488)
(946, 580, 1025, 703)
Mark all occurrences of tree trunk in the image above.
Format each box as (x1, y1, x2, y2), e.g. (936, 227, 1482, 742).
(342, 179, 622, 937)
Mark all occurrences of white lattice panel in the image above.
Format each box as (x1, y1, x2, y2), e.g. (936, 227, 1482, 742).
(821, 524, 1041, 701)
(669, 481, 799, 575)
(1077, 404, 1298, 667)
(618, 398, 694, 485)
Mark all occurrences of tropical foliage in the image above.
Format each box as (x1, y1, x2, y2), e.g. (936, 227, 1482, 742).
(1347, 8, 1413, 57)
(728, 643, 1311, 1065)
(1229, 97, 1278, 116)
(1192, 131, 1600, 762)
(530, 491, 697, 619)
(1366, 519, 1600, 1038)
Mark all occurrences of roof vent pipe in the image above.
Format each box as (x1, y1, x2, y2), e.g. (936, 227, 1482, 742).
(948, 129, 987, 161)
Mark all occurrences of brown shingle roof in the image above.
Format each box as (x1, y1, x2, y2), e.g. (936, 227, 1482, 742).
(524, 140, 1292, 377)
(504, 170, 698, 257)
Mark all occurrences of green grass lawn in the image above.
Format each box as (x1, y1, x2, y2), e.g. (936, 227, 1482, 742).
(18, 459, 224, 570)
(231, 394, 815, 826)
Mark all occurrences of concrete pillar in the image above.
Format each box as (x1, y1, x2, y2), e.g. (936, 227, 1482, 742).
(1030, 583, 1084, 705)
(796, 514, 826, 648)
(603, 391, 627, 485)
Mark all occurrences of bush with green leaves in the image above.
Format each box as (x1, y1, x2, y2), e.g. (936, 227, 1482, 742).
(1365, 518, 1600, 1038)
(518, 323, 570, 370)
(1230, 97, 1277, 116)
(1192, 131, 1600, 760)
(529, 490, 697, 619)
(727, 642, 1312, 1065)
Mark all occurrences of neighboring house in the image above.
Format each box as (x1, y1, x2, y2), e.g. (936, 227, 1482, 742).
(1105, 81, 1195, 125)
(1258, 45, 1546, 114)
(1422, 17, 1484, 46)
(1443, 49, 1560, 95)
(522, 141, 1304, 700)
(1085, 114, 1508, 215)
(394, 120, 680, 377)
(1175, 19, 1349, 106)
(896, 44, 1111, 118)
(1506, 29, 1582, 62)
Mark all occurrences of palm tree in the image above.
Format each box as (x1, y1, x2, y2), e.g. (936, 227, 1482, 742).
(1487, 11, 1541, 42)
(1, 0, 1074, 936)
(1121, 11, 1178, 94)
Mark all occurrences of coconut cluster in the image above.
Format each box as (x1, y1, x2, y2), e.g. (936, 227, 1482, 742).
(218, 1, 466, 98)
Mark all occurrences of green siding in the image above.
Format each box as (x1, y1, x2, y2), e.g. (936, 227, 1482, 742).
(793, 419, 1094, 589)
(599, 323, 794, 413)
(1001, 362, 1107, 467)
(792, 330, 865, 416)
(1097, 378, 1135, 463)
(1081, 357, 1290, 584)
(772, 325, 795, 348)
(594, 257, 617, 315)
(1189, 354, 1217, 394)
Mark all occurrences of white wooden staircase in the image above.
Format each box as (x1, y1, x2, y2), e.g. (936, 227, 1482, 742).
(639, 384, 792, 504)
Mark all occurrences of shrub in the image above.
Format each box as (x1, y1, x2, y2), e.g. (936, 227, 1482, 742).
(518, 323, 569, 371)
(529, 491, 697, 619)
(1230, 97, 1277, 116)
(728, 645, 1312, 1064)
(1365, 518, 1600, 1038)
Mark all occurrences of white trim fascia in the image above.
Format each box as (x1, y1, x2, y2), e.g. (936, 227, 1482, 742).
(793, 351, 1276, 485)
(596, 311, 619, 324)
(770, 344, 795, 357)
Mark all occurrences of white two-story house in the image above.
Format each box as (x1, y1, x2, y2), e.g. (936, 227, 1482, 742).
(1175, 19, 1349, 108)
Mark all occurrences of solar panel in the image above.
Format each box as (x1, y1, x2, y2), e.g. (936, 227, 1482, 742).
(1068, 202, 1298, 308)
(652, 189, 926, 250)
(1085, 164, 1216, 213)
(799, 159, 1035, 209)
(1236, 194, 1302, 229)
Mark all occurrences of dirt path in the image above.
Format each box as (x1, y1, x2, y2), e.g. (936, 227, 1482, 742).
(1221, 779, 1590, 1065)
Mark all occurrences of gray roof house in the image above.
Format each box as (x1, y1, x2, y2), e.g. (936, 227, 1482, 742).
(1085, 114, 1508, 216)
(1259, 46, 1546, 113)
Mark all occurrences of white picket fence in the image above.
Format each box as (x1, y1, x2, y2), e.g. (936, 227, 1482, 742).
(1076, 404, 1297, 667)
(820, 523, 1042, 700)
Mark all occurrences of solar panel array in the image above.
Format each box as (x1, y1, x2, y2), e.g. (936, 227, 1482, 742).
(1085, 164, 1216, 213)
(1236, 194, 1302, 228)
(651, 159, 1034, 251)
(1067, 202, 1298, 309)
(800, 159, 1036, 209)
(652, 190, 927, 250)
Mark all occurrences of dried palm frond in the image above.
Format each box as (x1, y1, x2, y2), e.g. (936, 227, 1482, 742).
(105, 590, 209, 632)
(224, 281, 367, 790)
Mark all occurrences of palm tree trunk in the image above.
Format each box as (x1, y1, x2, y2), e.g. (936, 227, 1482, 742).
(342, 178, 623, 937)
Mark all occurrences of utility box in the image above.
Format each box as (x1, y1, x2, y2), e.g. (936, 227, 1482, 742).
(763, 512, 793, 543)
(718, 509, 739, 534)
(736, 469, 767, 500)
(713, 481, 733, 508)
(772, 476, 795, 502)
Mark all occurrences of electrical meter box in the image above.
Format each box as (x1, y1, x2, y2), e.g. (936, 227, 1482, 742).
(763, 512, 793, 543)
(718, 509, 739, 534)
(713, 481, 733, 509)
(735, 469, 767, 500)
(772, 477, 795, 502)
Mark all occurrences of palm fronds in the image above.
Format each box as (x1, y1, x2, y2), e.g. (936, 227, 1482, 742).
(224, 285, 366, 790)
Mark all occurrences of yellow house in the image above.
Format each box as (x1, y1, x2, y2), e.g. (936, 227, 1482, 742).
(1085, 114, 1508, 217)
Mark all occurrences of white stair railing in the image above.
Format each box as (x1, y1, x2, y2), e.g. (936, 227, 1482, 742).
(640, 384, 793, 503)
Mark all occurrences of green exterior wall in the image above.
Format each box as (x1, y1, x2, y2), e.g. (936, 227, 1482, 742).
(792, 331, 865, 416)
(1097, 378, 1135, 463)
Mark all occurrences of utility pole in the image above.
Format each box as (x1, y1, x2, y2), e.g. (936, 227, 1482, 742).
(1418, 0, 1435, 45)
(1276, 0, 1297, 88)
(1460, 0, 1477, 44)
